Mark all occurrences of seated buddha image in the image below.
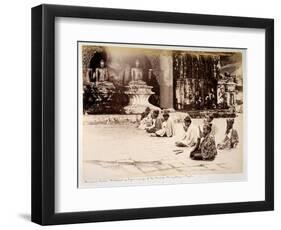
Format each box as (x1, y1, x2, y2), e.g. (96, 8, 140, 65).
(131, 59, 144, 83)
(93, 59, 115, 91)
(93, 59, 109, 84)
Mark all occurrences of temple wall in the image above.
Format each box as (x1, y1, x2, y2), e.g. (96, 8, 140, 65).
(173, 53, 220, 110)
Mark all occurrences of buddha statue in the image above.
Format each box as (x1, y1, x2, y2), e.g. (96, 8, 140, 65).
(93, 59, 109, 84)
(124, 59, 159, 114)
(131, 59, 143, 82)
(92, 59, 115, 96)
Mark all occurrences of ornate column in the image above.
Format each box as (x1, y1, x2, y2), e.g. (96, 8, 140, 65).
(159, 52, 174, 110)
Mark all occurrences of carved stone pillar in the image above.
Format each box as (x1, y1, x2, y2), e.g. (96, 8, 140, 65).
(159, 53, 174, 110)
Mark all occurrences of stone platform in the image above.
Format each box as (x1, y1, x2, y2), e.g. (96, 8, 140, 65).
(82, 114, 243, 185)
(83, 110, 236, 125)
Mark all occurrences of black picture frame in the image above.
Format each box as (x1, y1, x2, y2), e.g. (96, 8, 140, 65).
(31, 4, 274, 225)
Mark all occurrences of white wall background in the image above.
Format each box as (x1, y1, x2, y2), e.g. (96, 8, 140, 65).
(0, 0, 279, 229)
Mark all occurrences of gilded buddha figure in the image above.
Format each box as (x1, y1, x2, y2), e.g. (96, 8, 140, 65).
(93, 59, 109, 83)
(124, 58, 159, 114)
(131, 59, 143, 81)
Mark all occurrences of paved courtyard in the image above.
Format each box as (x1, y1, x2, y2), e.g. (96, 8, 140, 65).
(81, 114, 244, 185)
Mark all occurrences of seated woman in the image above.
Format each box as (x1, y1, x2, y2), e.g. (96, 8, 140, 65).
(138, 107, 153, 130)
(190, 123, 217, 161)
(217, 118, 239, 150)
(145, 110, 162, 133)
(154, 111, 175, 137)
(175, 116, 199, 147)
(199, 113, 217, 137)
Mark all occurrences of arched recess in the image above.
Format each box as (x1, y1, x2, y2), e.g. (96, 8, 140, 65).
(82, 46, 105, 82)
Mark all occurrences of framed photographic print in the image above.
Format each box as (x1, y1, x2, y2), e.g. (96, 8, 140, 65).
(31, 4, 274, 225)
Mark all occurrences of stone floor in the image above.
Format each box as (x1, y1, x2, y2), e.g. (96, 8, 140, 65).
(81, 114, 243, 185)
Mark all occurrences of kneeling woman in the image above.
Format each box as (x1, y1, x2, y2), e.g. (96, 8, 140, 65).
(217, 118, 239, 150)
(190, 123, 217, 161)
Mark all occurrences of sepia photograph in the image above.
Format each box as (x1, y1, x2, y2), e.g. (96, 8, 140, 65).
(78, 42, 245, 187)
(30, 4, 274, 225)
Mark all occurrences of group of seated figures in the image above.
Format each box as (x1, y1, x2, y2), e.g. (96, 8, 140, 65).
(138, 108, 239, 161)
(138, 108, 175, 137)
